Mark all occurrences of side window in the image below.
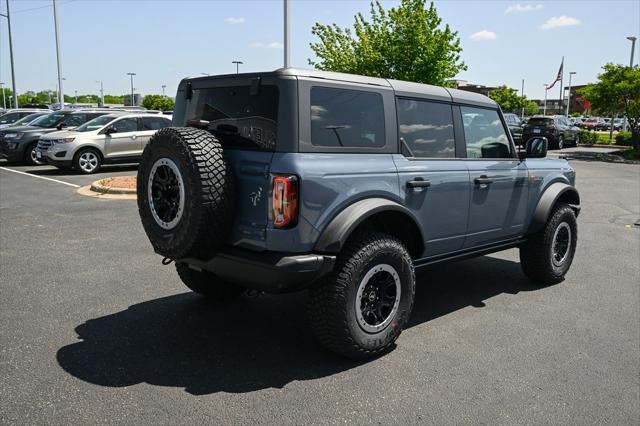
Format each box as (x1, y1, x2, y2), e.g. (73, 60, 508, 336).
(110, 118, 138, 133)
(142, 117, 169, 130)
(64, 114, 86, 127)
(396, 98, 455, 158)
(310, 86, 385, 148)
(461, 106, 512, 159)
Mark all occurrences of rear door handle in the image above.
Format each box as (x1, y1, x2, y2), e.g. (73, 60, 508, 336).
(406, 179, 431, 189)
(474, 175, 494, 185)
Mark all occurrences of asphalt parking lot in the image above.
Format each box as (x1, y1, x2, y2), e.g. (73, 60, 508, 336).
(1, 159, 639, 424)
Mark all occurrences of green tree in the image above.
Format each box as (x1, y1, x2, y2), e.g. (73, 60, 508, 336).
(580, 63, 640, 148)
(309, 0, 466, 86)
(104, 94, 125, 105)
(488, 85, 538, 115)
(523, 100, 539, 116)
(1, 88, 13, 108)
(142, 94, 175, 111)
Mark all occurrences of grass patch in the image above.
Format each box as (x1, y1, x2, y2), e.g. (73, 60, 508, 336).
(616, 148, 640, 161)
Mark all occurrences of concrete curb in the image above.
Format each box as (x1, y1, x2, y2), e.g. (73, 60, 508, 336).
(77, 185, 137, 200)
(90, 179, 136, 195)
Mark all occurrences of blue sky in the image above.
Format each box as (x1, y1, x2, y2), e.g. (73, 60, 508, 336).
(0, 0, 638, 101)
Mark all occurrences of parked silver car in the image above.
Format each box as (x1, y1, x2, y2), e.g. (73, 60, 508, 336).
(36, 113, 172, 173)
(0, 108, 50, 129)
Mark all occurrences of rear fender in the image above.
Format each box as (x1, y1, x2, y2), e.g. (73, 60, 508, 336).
(314, 198, 423, 253)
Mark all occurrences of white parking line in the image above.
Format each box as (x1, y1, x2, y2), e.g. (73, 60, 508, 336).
(0, 166, 80, 188)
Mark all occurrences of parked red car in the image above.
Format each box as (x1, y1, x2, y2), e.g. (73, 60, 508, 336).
(582, 118, 605, 130)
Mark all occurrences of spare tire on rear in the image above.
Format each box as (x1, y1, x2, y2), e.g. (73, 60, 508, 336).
(137, 127, 234, 260)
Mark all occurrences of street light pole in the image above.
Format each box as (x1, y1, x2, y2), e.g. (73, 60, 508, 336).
(232, 60, 243, 74)
(566, 71, 575, 116)
(161, 85, 166, 96)
(96, 81, 104, 106)
(623, 36, 637, 132)
(53, 0, 64, 109)
(1, 0, 18, 108)
(127, 73, 136, 106)
(543, 84, 548, 115)
(74, 90, 77, 105)
(283, 0, 290, 68)
(520, 79, 525, 119)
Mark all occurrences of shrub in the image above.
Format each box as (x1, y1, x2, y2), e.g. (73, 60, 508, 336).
(614, 131, 632, 146)
(579, 129, 598, 145)
(596, 133, 612, 144)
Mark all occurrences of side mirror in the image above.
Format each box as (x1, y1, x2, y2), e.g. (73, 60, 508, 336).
(104, 125, 115, 135)
(524, 137, 548, 159)
(56, 123, 66, 130)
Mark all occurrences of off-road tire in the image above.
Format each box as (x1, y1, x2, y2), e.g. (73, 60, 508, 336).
(520, 203, 577, 285)
(308, 232, 415, 360)
(137, 127, 234, 260)
(175, 261, 245, 300)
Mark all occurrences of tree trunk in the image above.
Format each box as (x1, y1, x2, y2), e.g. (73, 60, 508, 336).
(632, 130, 639, 150)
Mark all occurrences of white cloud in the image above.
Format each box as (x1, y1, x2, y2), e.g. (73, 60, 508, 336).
(505, 4, 543, 14)
(225, 17, 245, 24)
(249, 42, 284, 49)
(469, 30, 497, 41)
(540, 15, 581, 30)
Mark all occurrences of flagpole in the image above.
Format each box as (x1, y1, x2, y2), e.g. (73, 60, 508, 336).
(543, 84, 548, 115)
(558, 56, 564, 115)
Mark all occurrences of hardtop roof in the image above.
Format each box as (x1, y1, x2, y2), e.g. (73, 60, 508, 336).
(184, 68, 497, 108)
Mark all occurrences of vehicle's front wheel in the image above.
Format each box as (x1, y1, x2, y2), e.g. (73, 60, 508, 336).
(308, 232, 415, 359)
(175, 261, 245, 300)
(73, 148, 102, 174)
(557, 135, 565, 150)
(520, 203, 577, 284)
(24, 142, 40, 166)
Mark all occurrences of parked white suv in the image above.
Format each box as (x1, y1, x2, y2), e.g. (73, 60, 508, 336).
(36, 113, 172, 173)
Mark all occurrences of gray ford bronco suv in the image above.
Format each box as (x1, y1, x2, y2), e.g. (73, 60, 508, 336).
(137, 68, 580, 359)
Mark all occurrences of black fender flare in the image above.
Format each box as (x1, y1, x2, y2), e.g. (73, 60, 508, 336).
(528, 182, 580, 234)
(314, 198, 424, 253)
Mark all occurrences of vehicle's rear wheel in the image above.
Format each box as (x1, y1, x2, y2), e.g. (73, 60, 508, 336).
(520, 203, 577, 284)
(24, 142, 40, 166)
(175, 261, 245, 300)
(137, 127, 234, 260)
(308, 232, 415, 359)
(73, 148, 102, 174)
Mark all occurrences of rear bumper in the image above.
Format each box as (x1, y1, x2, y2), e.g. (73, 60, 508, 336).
(181, 248, 336, 294)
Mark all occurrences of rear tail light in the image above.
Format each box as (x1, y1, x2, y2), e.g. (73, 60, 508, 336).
(272, 175, 298, 229)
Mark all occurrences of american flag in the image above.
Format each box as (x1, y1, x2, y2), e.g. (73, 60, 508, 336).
(546, 59, 564, 90)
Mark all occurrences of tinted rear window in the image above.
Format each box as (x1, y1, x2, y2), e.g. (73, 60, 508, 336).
(310, 87, 385, 148)
(527, 117, 554, 126)
(142, 117, 170, 130)
(185, 85, 278, 151)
